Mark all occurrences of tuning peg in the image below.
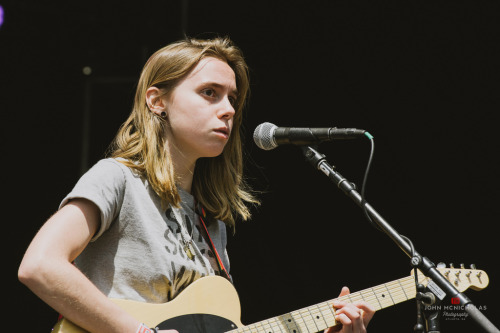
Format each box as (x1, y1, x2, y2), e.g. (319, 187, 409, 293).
(437, 262, 446, 268)
(450, 263, 455, 268)
(470, 264, 477, 269)
(460, 263, 465, 269)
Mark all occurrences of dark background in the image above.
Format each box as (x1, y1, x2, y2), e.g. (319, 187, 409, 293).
(2, 0, 499, 332)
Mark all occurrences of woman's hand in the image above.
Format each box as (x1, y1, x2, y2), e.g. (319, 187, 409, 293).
(325, 286, 375, 333)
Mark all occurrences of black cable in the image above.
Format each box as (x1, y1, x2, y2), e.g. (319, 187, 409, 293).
(360, 134, 382, 231)
(359, 134, 427, 331)
(360, 135, 420, 284)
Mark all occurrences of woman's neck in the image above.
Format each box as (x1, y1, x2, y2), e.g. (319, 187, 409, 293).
(170, 150, 196, 194)
(176, 166, 194, 194)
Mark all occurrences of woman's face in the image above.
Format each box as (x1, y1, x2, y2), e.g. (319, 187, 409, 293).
(164, 57, 238, 163)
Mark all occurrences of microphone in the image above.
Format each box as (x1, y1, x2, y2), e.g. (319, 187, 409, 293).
(253, 122, 367, 150)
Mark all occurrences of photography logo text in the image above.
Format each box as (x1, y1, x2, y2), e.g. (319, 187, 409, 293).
(424, 298, 487, 321)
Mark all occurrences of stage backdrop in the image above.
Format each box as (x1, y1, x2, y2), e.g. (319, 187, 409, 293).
(3, 1, 499, 331)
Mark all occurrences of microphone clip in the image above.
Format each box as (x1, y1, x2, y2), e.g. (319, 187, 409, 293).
(301, 146, 358, 196)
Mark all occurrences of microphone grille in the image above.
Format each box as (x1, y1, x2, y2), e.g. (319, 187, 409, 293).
(253, 122, 277, 150)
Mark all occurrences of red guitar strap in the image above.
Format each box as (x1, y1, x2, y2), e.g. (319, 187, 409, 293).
(196, 202, 231, 281)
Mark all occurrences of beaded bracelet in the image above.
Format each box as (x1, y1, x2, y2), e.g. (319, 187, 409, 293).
(137, 323, 158, 333)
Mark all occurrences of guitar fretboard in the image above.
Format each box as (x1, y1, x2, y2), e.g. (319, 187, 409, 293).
(229, 275, 419, 333)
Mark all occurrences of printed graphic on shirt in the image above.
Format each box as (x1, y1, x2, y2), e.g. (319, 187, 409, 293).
(163, 207, 220, 299)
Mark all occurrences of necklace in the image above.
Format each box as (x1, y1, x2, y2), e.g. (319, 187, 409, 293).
(171, 206, 196, 260)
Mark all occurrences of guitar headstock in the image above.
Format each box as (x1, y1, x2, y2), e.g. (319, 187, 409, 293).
(412, 264, 489, 292)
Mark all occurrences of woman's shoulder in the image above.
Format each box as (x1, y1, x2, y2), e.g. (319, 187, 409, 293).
(76, 158, 140, 187)
(91, 158, 137, 175)
(97, 157, 127, 168)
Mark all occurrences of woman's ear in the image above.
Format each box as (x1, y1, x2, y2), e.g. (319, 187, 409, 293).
(146, 87, 167, 117)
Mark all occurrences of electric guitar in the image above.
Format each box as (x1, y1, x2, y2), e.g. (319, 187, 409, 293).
(52, 266, 489, 332)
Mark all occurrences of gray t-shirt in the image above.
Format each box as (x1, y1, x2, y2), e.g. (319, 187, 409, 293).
(60, 158, 230, 303)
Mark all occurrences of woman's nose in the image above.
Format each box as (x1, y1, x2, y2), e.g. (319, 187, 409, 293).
(218, 97, 236, 119)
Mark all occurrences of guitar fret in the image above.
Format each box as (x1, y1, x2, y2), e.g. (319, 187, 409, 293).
(373, 284, 395, 308)
(398, 278, 410, 300)
(301, 307, 319, 332)
(268, 318, 283, 333)
(288, 312, 301, 332)
(255, 320, 267, 333)
(384, 280, 408, 304)
(370, 287, 384, 310)
(365, 285, 394, 310)
(266, 319, 282, 333)
(280, 312, 304, 332)
(273, 318, 286, 333)
(359, 290, 368, 302)
(305, 307, 317, 329)
(245, 317, 285, 333)
(291, 309, 317, 333)
(309, 303, 329, 330)
(243, 322, 259, 332)
(263, 318, 283, 333)
(348, 294, 358, 302)
(358, 289, 375, 309)
(304, 307, 322, 332)
(318, 301, 337, 328)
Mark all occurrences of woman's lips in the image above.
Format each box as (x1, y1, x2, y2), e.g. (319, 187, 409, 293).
(214, 127, 230, 139)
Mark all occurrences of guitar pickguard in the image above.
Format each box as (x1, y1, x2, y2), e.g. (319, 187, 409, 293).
(157, 313, 237, 332)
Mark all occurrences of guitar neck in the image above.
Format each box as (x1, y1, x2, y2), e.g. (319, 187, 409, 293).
(230, 275, 417, 333)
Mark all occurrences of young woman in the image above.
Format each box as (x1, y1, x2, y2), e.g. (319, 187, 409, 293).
(18, 37, 374, 333)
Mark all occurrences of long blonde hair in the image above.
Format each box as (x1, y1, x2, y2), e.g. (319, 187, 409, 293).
(109, 37, 259, 227)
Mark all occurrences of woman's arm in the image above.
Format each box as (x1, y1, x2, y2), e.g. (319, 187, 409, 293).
(18, 198, 142, 333)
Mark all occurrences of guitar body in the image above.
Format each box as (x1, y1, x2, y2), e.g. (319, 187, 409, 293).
(52, 276, 244, 333)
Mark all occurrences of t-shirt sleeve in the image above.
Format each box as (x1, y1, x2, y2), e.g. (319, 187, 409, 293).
(59, 159, 126, 240)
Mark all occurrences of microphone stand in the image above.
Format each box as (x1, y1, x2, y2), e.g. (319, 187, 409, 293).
(415, 282, 442, 333)
(300, 145, 499, 332)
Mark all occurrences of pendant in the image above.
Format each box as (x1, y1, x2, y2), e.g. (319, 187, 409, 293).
(184, 243, 195, 260)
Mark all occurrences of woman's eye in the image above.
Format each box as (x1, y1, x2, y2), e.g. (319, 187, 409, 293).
(228, 96, 236, 106)
(202, 89, 216, 98)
